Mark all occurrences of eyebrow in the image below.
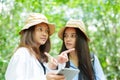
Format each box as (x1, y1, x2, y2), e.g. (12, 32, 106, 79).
(64, 33, 76, 34)
(36, 26, 49, 29)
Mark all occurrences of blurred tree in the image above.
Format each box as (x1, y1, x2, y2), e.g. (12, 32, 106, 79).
(0, 0, 120, 80)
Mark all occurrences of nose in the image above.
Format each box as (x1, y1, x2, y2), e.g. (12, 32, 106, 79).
(65, 36, 71, 41)
(42, 31, 48, 36)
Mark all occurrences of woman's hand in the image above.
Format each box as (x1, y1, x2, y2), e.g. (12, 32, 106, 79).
(46, 72, 65, 80)
(44, 48, 75, 69)
(57, 48, 75, 64)
(45, 52, 58, 69)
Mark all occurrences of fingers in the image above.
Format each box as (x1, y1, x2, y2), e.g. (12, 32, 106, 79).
(64, 48, 75, 54)
(44, 52, 53, 59)
(44, 52, 58, 69)
(61, 48, 75, 55)
(57, 48, 75, 64)
(57, 55, 68, 64)
(44, 52, 57, 63)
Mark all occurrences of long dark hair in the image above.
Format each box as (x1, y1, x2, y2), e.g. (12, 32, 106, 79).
(18, 25, 50, 62)
(59, 28, 94, 80)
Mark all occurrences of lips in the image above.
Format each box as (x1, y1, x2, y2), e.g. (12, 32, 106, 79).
(40, 37, 47, 41)
(65, 43, 73, 49)
(66, 43, 72, 46)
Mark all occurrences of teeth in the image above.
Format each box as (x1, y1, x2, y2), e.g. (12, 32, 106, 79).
(67, 43, 71, 45)
(66, 43, 70, 45)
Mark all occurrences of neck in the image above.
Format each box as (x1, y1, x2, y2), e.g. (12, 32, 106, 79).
(69, 51, 78, 67)
(37, 44, 40, 49)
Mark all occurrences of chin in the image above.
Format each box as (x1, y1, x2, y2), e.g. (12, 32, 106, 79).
(66, 47, 73, 49)
(40, 42, 46, 45)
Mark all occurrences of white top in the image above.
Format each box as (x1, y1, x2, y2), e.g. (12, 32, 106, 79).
(5, 47, 46, 80)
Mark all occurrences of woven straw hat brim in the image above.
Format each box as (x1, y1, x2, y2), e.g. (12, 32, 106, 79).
(20, 20, 55, 35)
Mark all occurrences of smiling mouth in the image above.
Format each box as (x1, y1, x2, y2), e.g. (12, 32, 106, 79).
(66, 43, 72, 46)
(41, 38, 47, 41)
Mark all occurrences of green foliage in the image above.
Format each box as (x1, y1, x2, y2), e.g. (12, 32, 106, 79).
(0, 0, 120, 79)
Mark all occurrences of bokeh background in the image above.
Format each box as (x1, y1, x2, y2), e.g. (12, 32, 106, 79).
(0, 0, 120, 80)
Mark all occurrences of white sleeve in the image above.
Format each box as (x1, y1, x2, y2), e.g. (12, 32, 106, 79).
(5, 49, 28, 80)
(5, 48, 46, 80)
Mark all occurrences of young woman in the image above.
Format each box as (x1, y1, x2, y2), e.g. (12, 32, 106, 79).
(58, 19, 106, 80)
(5, 13, 65, 80)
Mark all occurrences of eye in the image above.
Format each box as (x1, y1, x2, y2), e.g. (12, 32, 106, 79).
(71, 34, 74, 37)
(64, 34, 66, 37)
(45, 29, 49, 34)
(37, 27, 42, 31)
(71, 34, 77, 38)
(71, 34, 75, 38)
(64, 34, 68, 38)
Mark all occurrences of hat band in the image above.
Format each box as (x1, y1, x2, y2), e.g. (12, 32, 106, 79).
(25, 18, 48, 24)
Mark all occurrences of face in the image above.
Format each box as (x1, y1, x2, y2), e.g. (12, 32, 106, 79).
(34, 23, 49, 46)
(64, 27, 76, 49)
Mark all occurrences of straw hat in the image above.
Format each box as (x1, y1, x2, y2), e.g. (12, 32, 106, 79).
(19, 13, 55, 36)
(58, 19, 90, 41)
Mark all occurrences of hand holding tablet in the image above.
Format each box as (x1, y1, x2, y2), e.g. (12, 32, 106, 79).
(56, 68, 80, 80)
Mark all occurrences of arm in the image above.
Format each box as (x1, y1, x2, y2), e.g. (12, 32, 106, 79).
(5, 48, 29, 80)
(93, 55, 106, 80)
(5, 48, 46, 80)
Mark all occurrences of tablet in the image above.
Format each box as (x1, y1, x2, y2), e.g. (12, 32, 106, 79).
(56, 68, 80, 80)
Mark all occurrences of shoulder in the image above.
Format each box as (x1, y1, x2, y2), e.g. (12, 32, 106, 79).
(10, 47, 32, 61)
(15, 47, 29, 53)
(8, 47, 34, 66)
(90, 53, 99, 60)
(14, 47, 30, 56)
(90, 53, 100, 66)
(90, 53, 101, 66)
(90, 54, 106, 80)
(92, 54, 99, 61)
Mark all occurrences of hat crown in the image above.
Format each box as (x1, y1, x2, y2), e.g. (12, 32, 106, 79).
(66, 19, 86, 33)
(25, 13, 48, 24)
